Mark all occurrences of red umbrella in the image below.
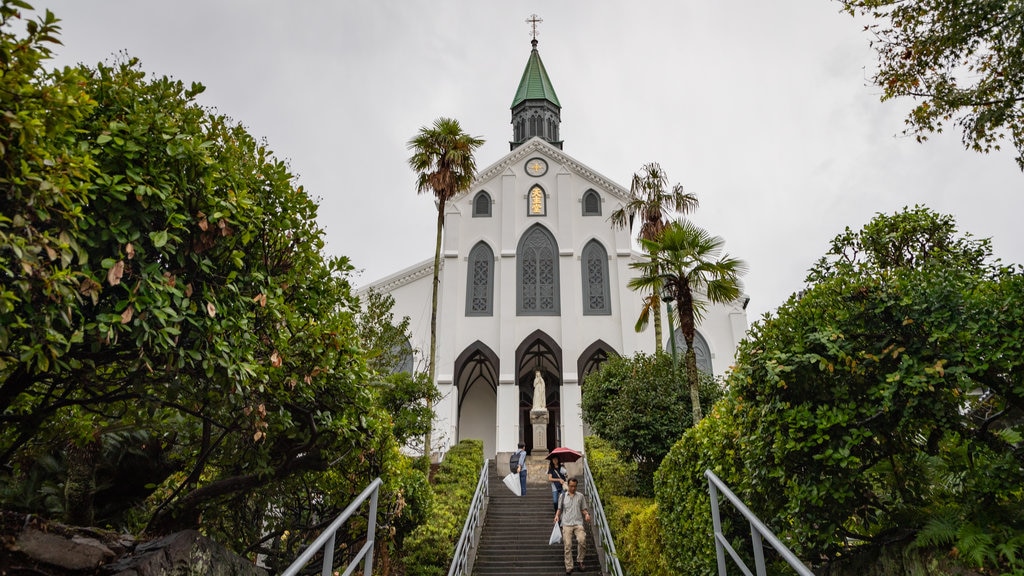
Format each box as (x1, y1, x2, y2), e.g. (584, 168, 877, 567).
(545, 446, 583, 463)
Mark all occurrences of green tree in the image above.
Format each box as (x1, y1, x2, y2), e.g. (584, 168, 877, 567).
(355, 289, 440, 450)
(0, 5, 418, 562)
(838, 0, 1024, 169)
(631, 220, 747, 423)
(406, 118, 483, 458)
(657, 207, 1024, 574)
(610, 163, 699, 349)
(581, 352, 722, 495)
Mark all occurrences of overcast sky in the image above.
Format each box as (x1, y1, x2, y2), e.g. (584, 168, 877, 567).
(35, 1, 1023, 322)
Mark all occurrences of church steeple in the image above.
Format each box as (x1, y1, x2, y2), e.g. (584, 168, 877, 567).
(510, 15, 562, 150)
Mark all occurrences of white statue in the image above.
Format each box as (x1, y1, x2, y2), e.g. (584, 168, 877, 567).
(532, 369, 546, 410)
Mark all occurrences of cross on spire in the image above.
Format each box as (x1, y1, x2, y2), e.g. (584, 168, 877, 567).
(526, 13, 543, 43)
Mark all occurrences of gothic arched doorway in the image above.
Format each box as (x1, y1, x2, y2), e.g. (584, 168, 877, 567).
(454, 342, 498, 457)
(578, 340, 617, 438)
(515, 330, 562, 454)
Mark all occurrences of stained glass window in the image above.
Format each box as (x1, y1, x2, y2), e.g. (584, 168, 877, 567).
(466, 242, 493, 316)
(517, 225, 559, 315)
(581, 240, 610, 315)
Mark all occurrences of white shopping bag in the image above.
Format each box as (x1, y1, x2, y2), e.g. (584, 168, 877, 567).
(549, 523, 562, 545)
(502, 472, 521, 496)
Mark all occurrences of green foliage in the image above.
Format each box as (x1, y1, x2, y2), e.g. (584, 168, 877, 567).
(618, 502, 674, 576)
(838, 0, 1024, 169)
(583, 435, 640, 498)
(0, 2, 428, 565)
(656, 206, 1024, 574)
(582, 353, 721, 495)
(356, 289, 414, 376)
(655, 396, 744, 575)
(356, 289, 440, 451)
(630, 219, 747, 422)
(402, 439, 483, 576)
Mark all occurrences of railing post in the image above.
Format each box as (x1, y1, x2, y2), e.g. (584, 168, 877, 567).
(751, 527, 766, 576)
(321, 533, 335, 576)
(704, 470, 815, 576)
(707, 478, 727, 576)
(364, 487, 379, 576)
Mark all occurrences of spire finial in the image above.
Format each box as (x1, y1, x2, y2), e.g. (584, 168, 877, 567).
(526, 13, 543, 46)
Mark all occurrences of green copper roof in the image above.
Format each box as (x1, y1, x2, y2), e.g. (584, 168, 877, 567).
(511, 42, 560, 108)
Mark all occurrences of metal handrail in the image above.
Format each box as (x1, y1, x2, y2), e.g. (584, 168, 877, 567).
(581, 457, 624, 576)
(281, 477, 382, 576)
(446, 459, 490, 576)
(705, 470, 815, 576)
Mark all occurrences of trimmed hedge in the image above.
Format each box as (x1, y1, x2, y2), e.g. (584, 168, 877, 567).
(654, 395, 745, 575)
(401, 440, 484, 576)
(584, 435, 640, 497)
(586, 435, 674, 576)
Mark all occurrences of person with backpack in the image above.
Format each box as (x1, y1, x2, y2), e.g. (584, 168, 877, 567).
(510, 442, 527, 496)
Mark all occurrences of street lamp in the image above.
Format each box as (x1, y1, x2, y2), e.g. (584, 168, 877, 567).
(660, 278, 679, 376)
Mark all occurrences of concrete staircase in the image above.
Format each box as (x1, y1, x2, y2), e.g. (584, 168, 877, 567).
(472, 459, 601, 575)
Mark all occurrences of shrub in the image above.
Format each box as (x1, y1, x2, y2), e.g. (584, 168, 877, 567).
(401, 440, 484, 576)
(655, 396, 744, 576)
(619, 503, 674, 576)
(584, 435, 640, 497)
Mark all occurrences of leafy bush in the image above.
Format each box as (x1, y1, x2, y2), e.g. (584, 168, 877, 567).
(401, 440, 484, 576)
(655, 396, 744, 575)
(0, 2, 437, 565)
(584, 435, 640, 497)
(656, 207, 1024, 574)
(582, 353, 722, 495)
(619, 503, 674, 576)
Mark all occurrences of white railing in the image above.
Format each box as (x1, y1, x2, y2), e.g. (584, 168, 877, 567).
(581, 457, 624, 576)
(446, 459, 490, 576)
(705, 470, 815, 576)
(281, 477, 382, 576)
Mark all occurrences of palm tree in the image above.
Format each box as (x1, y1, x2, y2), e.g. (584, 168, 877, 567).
(630, 219, 747, 423)
(610, 162, 699, 349)
(407, 118, 484, 457)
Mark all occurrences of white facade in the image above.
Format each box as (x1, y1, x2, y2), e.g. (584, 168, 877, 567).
(361, 137, 750, 459)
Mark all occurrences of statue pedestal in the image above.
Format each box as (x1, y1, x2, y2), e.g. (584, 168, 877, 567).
(530, 409, 549, 454)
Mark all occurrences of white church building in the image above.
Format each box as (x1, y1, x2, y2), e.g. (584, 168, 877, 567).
(361, 37, 750, 460)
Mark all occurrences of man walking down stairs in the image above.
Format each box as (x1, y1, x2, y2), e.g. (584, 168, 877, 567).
(472, 460, 601, 575)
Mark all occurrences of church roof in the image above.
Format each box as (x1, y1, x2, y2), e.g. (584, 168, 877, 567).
(511, 40, 561, 109)
(460, 137, 630, 204)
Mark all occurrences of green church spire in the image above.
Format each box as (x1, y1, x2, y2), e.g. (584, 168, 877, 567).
(510, 15, 563, 150)
(511, 39, 561, 109)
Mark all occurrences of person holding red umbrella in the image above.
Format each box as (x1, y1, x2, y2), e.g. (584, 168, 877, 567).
(545, 447, 580, 511)
(547, 455, 568, 511)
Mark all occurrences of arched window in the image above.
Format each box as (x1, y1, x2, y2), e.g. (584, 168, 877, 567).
(582, 189, 601, 216)
(466, 242, 494, 316)
(527, 185, 546, 216)
(581, 240, 611, 315)
(473, 191, 491, 217)
(667, 328, 714, 374)
(395, 338, 414, 374)
(517, 225, 560, 315)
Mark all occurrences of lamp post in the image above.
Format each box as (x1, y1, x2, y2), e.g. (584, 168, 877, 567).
(660, 278, 679, 377)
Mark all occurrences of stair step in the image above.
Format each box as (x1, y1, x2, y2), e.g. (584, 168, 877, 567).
(470, 464, 602, 575)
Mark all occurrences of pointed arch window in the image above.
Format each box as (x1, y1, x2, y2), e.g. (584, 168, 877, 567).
(527, 185, 546, 216)
(466, 242, 494, 316)
(667, 329, 714, 374)
(517, 225, 560, 315)
(581, 240, 611, 315)
(473, 191, 492, 218)
(582, 189, 601, 216)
